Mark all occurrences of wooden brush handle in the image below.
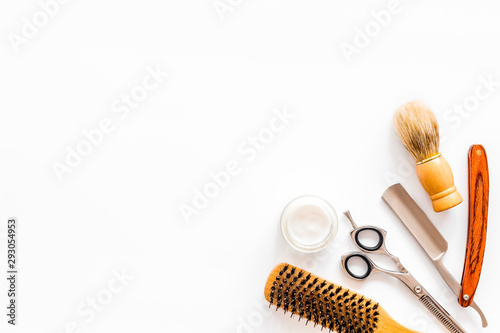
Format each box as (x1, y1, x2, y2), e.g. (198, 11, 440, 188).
(415, 154, 463, 212)
(460, 145, 489, 307)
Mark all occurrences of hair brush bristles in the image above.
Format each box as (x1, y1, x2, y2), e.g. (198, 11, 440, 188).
(393, 101, 440, 162)
(264, 263, 420, 333)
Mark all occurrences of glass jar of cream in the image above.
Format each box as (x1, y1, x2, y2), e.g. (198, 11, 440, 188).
(280, 196, 338, 253)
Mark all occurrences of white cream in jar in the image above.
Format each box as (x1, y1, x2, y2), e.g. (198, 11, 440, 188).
(280, 196, 338, 253)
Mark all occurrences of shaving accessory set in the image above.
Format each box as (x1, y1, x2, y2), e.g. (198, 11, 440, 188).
(264, 101, 490, 332)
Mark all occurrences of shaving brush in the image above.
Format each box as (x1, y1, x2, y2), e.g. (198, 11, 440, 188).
(393, 101, 462, 212)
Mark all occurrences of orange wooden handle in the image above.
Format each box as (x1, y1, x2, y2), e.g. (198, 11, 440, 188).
(415, 154, 463, 212)
(459, 145, 489, 307)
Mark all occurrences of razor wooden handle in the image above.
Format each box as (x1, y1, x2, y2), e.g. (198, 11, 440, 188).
(460, 145, 489, 307)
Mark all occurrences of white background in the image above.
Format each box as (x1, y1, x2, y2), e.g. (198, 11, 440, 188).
(1, 0, 499, 332)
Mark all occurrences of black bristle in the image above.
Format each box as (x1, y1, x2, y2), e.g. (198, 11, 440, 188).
(267, 264, 380, 333)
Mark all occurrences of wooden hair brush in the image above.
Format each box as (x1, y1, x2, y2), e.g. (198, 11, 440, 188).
(393, 101, 462, 212)
(265, 263, 421, 333)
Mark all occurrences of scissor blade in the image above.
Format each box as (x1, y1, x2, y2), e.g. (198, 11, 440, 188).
(419, 295, 467, 333)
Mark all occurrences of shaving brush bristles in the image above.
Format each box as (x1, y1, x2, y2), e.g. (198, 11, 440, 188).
(393, 101, 440, 162)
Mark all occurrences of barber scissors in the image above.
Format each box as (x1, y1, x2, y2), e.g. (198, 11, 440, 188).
(341, 211, 467, 333)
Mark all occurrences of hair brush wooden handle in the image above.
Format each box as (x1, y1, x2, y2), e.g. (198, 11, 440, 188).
(415, 154, 463, 212)
(264, 263, 421, 333)
(459, 145, 489, 307)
